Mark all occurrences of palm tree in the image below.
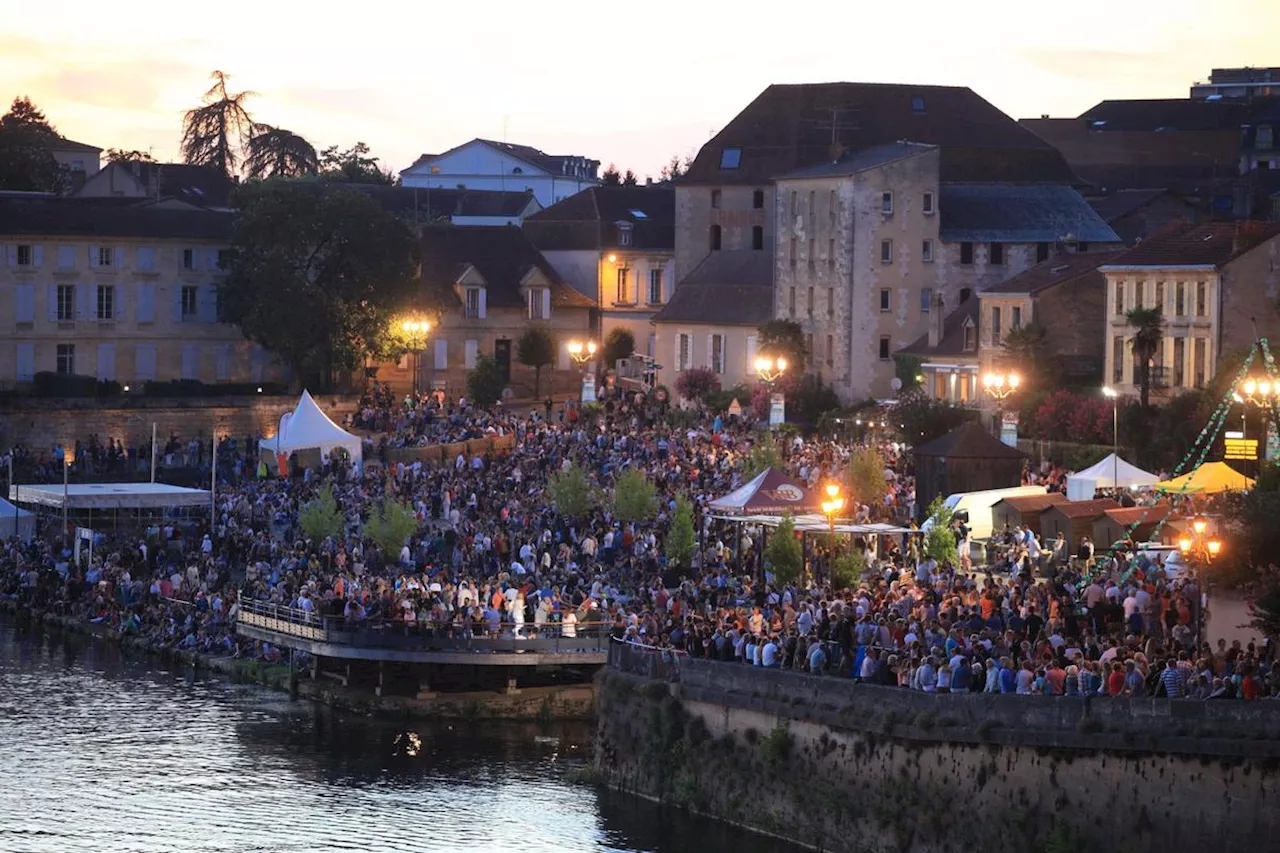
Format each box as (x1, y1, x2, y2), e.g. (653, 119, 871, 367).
(181, 70, 254, 179)
(1126, 306, 1164, 407)
(246, 124, 319, 179)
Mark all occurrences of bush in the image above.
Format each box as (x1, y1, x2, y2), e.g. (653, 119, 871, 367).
(466, 354, 506, 408)
(298, 485, 344, 541)
(32, 372, 121, 398)
(613, 467, 658, 521)
(764, 515, 803, 586)
(675, 367, 721, 406)
(547, 462, 594, 518)
(141, 380, 287, 397)
(831, 551, 867, 590)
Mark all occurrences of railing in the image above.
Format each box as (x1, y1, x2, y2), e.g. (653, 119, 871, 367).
(608, 638, 685, 681)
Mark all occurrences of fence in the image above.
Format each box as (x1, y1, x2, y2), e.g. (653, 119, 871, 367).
(376, 433, 516, 466)
(608, 638, 685, 681)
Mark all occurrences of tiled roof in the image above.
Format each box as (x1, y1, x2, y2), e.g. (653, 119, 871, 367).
(939, 184, 1120, 243)
(1045, 498, 1121, 519)
(417, 225, 594, 311)
(996, 493, 1070, 513)
(53, 137, 101, 153)
(347, 185, 537, 220)
(524, 186, 674, 251)
(1078, 97, 1280, 133)
(106, 161, 236, 208)
(682, 82, 1076, 186)
(0, 196, 232, 240)
(403, 138, 601, 178)
(1103, 504, 1173, 526)
(982, 250, 1126, 295)
(898, 296, 979, 358)
(1101, 221, 1280, 267)
(912, 423, 1027, 460)
(774, 141, 936, 180)
(650, 250, 774, 326)
(1088, 189, 1175, 223)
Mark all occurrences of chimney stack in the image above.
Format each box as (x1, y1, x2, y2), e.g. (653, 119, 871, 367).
(927, 293, 945, 348)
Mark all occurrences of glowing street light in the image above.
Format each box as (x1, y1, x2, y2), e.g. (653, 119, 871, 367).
(981, 371, 1021, 400)
(821, 482, 845, 561)
(567, 340, 597, 365)
(400, 318, 431, 395)
(1178, 514, 1222, 647)
(754, 356, 788, 383)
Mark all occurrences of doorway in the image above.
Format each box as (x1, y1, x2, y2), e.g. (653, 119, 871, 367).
(494, 339, 512, 383)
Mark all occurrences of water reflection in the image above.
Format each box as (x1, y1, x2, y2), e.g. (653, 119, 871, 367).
(0, 621, 801, 853)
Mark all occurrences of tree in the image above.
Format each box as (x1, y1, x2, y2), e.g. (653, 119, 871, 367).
(181, 70, 255, 179)
(601, 327, 635, 371)
(786, 374, 840, 424)
(105, 148, 156, 164)
(665, 495, 697, 570)
(764, 515, 803, 586)
(516, 323, 557, 397)
(1000, 323, 1057, 388)
(601, 164, 622, 186)
(846, 446, 888, 513)
(612, 468, 657, 522)
(923, 496, 960, 568)
(363, 496, 419, 559)
(1126, 306, 1165, 408)
(318, 141, 397, 184)
(219, 180, 418, 390)
(894, 389, 974, 444)
(1031, 390, 1113, 445)
(0, 96, 64, 192)
(756, 319, 807, 374)
(622, 169, 638, 186)
(547, 462, 594, 518)
(466, 354, 507, 408)
(742, 434, 782, 479)
(675, 367, 721, 407)
(659, 154, 693, 182)
(246, 124, 319, 179)
(831, 551, 868, 590)
(893, 353, 924, 393)
(298, 485, 344, 541)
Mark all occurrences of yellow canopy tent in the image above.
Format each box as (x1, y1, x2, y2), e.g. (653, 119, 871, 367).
(1155, 461, 1255, 494)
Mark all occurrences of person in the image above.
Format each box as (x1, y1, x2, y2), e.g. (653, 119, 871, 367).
(544, 398, 554, 420)
(1159, 658, 1185, 699)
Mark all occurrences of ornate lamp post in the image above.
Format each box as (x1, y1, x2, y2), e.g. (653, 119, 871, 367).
(982, 370, 1021, 446)
(1178, 515, 1223, 646)
(821, 481, 844, 552)
(567, 339, 598, 402)
(401, 319, 431, 396)
(754, 355, 788, 427)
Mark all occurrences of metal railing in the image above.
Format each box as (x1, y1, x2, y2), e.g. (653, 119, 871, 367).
(608, 638, 685, 681)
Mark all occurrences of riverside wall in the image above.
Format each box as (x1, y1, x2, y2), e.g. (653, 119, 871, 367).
(595, 654, 1280, 853)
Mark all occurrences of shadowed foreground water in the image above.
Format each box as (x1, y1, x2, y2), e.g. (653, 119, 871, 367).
(0, 619, 801, 853)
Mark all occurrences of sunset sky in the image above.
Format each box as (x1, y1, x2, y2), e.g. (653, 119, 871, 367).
(1, 0, 1276, 179)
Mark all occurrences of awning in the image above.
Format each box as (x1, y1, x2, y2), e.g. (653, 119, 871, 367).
(707, 468, 823, 516)
(9, 482, 211, 510)
(1155, 461, 1254, 494)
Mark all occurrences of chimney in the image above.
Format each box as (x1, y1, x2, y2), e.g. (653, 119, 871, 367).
(928, 293, 945, 348)
(645, 177, 653, 186)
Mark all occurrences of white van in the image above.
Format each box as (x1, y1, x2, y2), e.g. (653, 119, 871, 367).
(921, 485, 1049, 541)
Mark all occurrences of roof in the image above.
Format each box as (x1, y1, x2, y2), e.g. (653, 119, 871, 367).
(1102, 504, 1173, 526)
(346, 184, 537, 220)
(1078, 97, 1280, 133)
(104, 161, 236, 208)
(995, 493, 1070, 513)
(53, 137, 101, 153)
(1102, 221, 1280, 268)
(403, 138, 600, 178)
(0, 196, 233, 240)
(1088, 189, 1176, 223)
(682, 82, 1076, 186)
(912, 423, 1027, 460)
(774, 141, 937, 180)
(899, 296, 979, 358)
(939, 184, 1120, 243)
(707, 468, 823, 516)
(1043, 498, 1122, 519)
(982, 250, 1126, 295)
(416, 225, 595, 311)
(524, 186, 675, 251)
(650, 250, 774, 326)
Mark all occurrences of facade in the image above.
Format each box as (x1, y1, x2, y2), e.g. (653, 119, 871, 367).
(381, 225, 594, 398)
(0, 197, 284, 388)
(523, 186, 675, 362)
(1100, 222, 1280, 398)
(50, 137, 101, 191)
(77, 161, 236, 209)
(400, 139, 600, 209)
(1191, 67, 1280, 100)
(898, 297, 981, 405)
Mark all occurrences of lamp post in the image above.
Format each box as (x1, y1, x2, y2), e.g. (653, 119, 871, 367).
(754, 355, 788, 427)
(982, 371, 1021, 447)
(1233, 376, 1280, 469)
(821, 481, 844, 552)
(567, 339, 598, 402)
(401, 319, 431, 396)
(1102, 386, 1119, 490)
(1178, 515, 1223, 647)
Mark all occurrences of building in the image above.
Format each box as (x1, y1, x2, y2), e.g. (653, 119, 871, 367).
(399, 139, 599, 209)
(384, 225, 594, 398)
(1039, 498, 1121, 551)
(650, 250, 773, 392)
(346, 184, 542, 226)
(523, 186, 675, 360)
(1100, 221, 1280, 398)
(1088, 189, 1202, 245)
(76, 161, 236, 209)
(0, 196, 285, 388)
(1191, 67, 1280, 100)
(50, 137, 102, 192)
(897, 295, 980, 405)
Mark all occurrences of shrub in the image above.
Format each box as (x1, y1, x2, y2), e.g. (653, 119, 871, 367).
(675, 367, 721, 406)
(764, 515, 803, 586)
(298, 485, 344, 541)
(612, 467, 658, 522)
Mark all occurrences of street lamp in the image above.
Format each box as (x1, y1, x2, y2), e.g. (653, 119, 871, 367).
(821, 481, 845, 551)
(567, 339, 599, 402)
(1178, 515, 1223, 646)
(982, 371, 1021, 445)
(1102, 386, 1120, 490)
(401, 319, 431, 396)
(754, 356, 788, 426)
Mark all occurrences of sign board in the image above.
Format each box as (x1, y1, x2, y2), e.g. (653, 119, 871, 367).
(1000, 412, 1019, 448)
(1225, 437, 1259, 460)
(727, 398, 743, 417)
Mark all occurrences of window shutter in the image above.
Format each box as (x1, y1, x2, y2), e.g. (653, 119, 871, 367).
(88, 245, 99, 268)
(46, 284, 57, 322)
(135, 344, 157, 381)
(746, 335, 758, 374)
(114, 246, 124, 268)
(97, 343, 116, 381)
(674, 334, 680, 372)
(172, 286, 183, 322)
(557, 342, 570, 370)
(706, 335, 712, 370)
(198, 284, 217, 322)
(137, 284, 155, 322)
(541, 288, 551, 320)
(58, 245, 74, 270)
(434, 339, 448, 370)
(215, 345, 230, 380)
(4, 245, 13, 267)
(15, 284, 34, 323)
(75, 284, 88, 320)
(251, 347, 264, 382)
(465, 339, 478, 369)
(181, 344, 198, 380)
(32, 246, 43, 268)
(16, 343, 35, 382)
(477, 288, 487, 319)
(114, 285, 126, 320)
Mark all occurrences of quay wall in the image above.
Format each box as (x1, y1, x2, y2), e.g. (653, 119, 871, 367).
(595, 655, 1280, 853)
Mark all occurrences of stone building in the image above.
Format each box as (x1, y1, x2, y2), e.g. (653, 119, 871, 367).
(399, 138, 600, 209)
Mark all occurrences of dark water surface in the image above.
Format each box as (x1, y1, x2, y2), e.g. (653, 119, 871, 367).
(0, 619, 799, 853)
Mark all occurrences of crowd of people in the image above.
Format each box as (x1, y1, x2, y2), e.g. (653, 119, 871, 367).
(1, 386, 1276, 706)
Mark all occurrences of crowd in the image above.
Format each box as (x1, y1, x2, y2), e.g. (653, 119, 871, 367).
(1, 387, 1275, 706)
(350, 383, 520, 450)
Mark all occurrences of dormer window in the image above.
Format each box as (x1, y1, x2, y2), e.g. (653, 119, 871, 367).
(911, 96, 926, 112)
(617, 222, 633, 247)
(962, 317, 977, 352)
(464, 287, 485, 319)
(720, 147, 741, 169)
(528, 288, 550, 320)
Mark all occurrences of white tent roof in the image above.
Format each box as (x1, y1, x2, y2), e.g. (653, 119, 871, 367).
(9, 482, 210, 510)
(276, 390, 362, 464)
(1066, 453, 1158, 500)
(0, 497, 36, 542)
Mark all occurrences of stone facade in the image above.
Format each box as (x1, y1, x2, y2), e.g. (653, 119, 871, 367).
(674, 185, 770, 285)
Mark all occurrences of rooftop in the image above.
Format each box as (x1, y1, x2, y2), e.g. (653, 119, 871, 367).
(0, 195, 233, 240)
(899, 296, 979, 358)
(939, 184, 1121, 244)
(982, 250, 1127, 295)
(524, 186, 674, 251)
(403, 138, 601, 178)
(650, 250, 774, 326)
(1101, 221, 1280, 267)
(913, 423, 1027, 460)
(1045, 498, 1122, 519)
(347, 184, 538, 220)
(1103, 504, 1173, 525)
(774, 141, 937, 180)
(1088, 189, 1177, 223)
(995, 493, 1070, 513)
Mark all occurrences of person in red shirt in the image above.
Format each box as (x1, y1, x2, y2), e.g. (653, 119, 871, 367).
(1241, 667, 1263, 700)
(1107, 661, 1126, 696)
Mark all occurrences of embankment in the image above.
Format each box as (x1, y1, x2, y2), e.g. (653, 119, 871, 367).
(596, 656, 1280, 853)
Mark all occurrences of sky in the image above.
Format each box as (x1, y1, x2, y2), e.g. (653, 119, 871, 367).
(0, 0, 1276, 179)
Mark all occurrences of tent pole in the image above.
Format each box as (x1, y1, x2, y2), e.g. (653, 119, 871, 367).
(150, 423, 157, 484)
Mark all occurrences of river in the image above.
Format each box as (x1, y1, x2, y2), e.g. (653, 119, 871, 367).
(0, 618, 799, 853)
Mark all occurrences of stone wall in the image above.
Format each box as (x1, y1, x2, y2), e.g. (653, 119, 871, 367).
(596, 656, 1280, 852)
(0, 395, 358, 450)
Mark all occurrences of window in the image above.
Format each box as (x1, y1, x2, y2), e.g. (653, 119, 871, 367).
(1194, 338, 1207, 387)
(711, 334, 725, 374)
(57, 245, 75, 270)
(1114, 282, 1125, 316)
(808, 237, 816, 273)
(828, 190, 836, 225)
(1175, 281, 1185, 316)
(752, 225, 764, 250)
(710, 189, 722, 209)
(97, 247, 112, 267)
(752, 189, 764, 209)
(921, 287, 933, 313)
(806, 286, 814, 315)
(16, 244, 32, 266)
(182, 248, 195, 270)
(825, 334, 833, 366)
(1156, 281, 1165, 312)
(922, 239, 934, 263)
(881, 192, 893, 215)
(56, 344, 75, 375)
(465, 288, 481, 319)
(1113, 336, 1125, 384)
(806, 333, 813, 360)
(648, 269, 663, 304)
(789, 237, 797, 268)
(1258, 125, 1274, 150)
(991, 306, 1003, 346)
(1173, 338, 1185, 386)
(788, 287, 796, 316)
(922, 192, 935, 214)
(617, 223, 633, 247)
(1133, 280, 1143, 309)
(1036, 242, 1050, 263)
(989, 242, 1005, 265)
(879, 288, 891, 312)
(96, 285, 114, 320)
(136, 247, 155, 271)
(615, 268, 629, 304)
(880, 240, 893, 264)
(878, 336, 891, 360)
(1196, 281, 1207, 316)
(528, 288, 548, 320)
(911, 96, 926, 112)
(175, 284, 197, 320)
(808, 190, 815, 219)
(790, 191, 797, 217)
(1077, 241, 1090, 252)
(216, 250, 230, 270)
(962, 318, 977, 352)
(960, 242, 974, 265)
(827, 287, 834, 317)
(1012, 306, 1022, 329)
(960, 287, 972, 303)
(719, 148, 741, 169)
(56, 284, 75, 321)
(677, 333, 691, 370)
(710, 225, 722, 251)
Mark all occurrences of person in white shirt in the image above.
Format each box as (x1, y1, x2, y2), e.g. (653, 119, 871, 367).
(561, 610, 578, 638)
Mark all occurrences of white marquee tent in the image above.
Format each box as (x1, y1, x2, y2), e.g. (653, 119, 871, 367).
(1066, 453, 1159, 500)
(275, 390, 363, 467)
(0, 497, 35, 541)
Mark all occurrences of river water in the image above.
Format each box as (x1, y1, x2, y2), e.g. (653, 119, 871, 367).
(0, 619, 797, 853)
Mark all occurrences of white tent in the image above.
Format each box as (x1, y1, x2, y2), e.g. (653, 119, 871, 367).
(1066, 453, 1158, 500)
(0, 497, 35, 542)
(275, 390, 363, 467)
